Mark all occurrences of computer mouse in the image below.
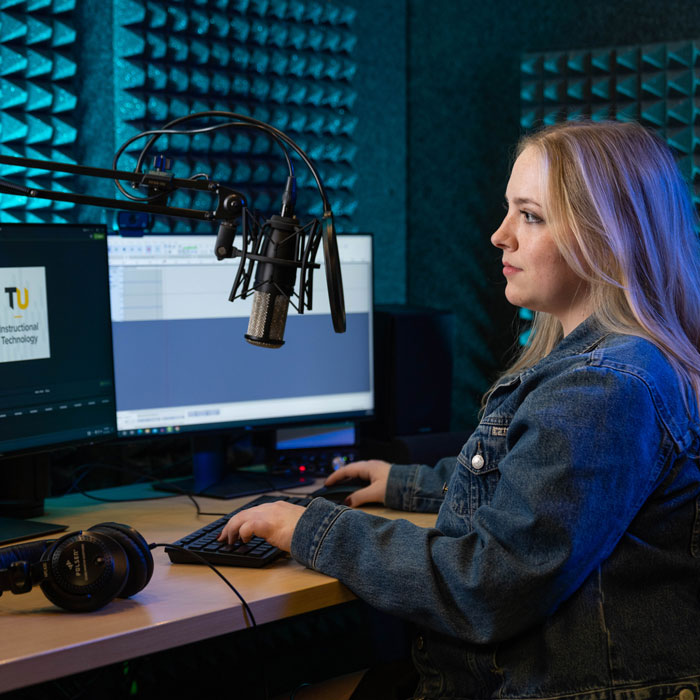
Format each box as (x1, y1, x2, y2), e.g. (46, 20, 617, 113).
(310, 478, 370, 503)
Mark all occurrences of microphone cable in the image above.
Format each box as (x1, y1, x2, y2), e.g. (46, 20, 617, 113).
(111, 120, 293, 203)
(120, 110, 332, 213)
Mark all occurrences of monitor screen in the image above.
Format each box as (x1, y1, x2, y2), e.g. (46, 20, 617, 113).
(107, 233, 374, 438)
(0, 224, 116, 456)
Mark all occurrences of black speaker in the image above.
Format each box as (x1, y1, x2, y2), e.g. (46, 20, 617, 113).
(369, 305, 454, 438)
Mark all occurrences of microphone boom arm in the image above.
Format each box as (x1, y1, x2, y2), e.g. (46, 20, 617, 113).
(0, 154, 246, 223)
(0, 108, 347, 341)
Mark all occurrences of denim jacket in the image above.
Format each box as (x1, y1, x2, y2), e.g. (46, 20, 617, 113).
(291, 318, 700, 700)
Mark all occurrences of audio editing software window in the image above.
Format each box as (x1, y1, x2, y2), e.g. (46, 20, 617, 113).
(107, 234, 374, 436)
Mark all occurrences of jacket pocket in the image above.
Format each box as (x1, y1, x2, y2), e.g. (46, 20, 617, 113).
(447, 415, 510, 518)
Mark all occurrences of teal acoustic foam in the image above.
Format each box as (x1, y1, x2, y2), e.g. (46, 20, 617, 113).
(1, 1, 359, 228)
(521, 38, 700, 211)
(0, 2, 78, 221)
(114, 0, 359, 232)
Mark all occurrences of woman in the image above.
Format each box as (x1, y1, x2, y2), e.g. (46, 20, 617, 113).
(221, 120, 700, 699)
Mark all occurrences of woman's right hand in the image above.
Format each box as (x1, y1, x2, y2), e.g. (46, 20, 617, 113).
(324, 459, 392, 507)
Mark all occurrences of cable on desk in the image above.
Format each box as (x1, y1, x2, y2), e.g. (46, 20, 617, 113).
(149, 543, 257, 626)
(150, 543, 270, 700)
(60, 462, 312, 520)
(58, 463, 223, 518)
(148, 542, 258, 627)
(63, 463, 179, 499)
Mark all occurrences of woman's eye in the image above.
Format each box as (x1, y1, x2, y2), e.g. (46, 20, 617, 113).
(522, 211, 543, 224)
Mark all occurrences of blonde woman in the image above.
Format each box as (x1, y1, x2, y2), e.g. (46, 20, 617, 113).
(222, 121, 700, 700)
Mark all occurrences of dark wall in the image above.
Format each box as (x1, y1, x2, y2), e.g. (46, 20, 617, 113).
(351, 1, 408, 304)
(406, 0, 700, 430)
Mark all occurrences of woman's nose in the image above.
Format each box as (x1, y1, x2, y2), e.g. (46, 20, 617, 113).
(491, 216, 514, 250)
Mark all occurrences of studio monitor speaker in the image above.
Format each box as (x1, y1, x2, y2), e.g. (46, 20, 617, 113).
(370, 305, 454, 438)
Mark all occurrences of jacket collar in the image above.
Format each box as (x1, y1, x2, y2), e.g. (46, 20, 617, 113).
(549, 315, 608, 358)
(518, 315, 607, 380)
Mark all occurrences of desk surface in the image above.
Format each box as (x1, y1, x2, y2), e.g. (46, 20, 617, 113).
(0, 484, 436, 694)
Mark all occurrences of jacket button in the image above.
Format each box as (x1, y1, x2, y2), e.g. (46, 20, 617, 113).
(471, 454, 485, 470)
(679, 690, 694, 700)
(416, 635, 424, 650)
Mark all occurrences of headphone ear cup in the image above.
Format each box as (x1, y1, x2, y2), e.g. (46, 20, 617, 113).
(88, 523, 153, 599)
(39, 530, 130, 612)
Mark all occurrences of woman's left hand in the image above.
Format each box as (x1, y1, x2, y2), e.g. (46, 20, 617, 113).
(217, 501, 306, 552)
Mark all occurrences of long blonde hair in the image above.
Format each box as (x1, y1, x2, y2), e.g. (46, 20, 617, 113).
(493, 120, 700, 406)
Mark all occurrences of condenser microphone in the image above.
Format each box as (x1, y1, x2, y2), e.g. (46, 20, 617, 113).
(245, 215, 298, 348)
(245, 177, 298, 348)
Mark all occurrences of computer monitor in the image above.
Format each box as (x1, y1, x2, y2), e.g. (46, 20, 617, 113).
(107, 232, 373, 495)
(0, 223, 117, 542)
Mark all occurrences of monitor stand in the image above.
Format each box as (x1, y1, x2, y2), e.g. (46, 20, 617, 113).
(152, 434, 312, 499)
(0, 454, 69, 546)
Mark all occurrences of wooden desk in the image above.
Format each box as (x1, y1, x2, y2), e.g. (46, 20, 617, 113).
(0, 485, 436, 694)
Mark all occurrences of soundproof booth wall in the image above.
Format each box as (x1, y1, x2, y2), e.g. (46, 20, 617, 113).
(0, 0, 406, 306)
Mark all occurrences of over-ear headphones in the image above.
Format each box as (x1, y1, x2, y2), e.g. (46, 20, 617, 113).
(0, 522, 154, 612)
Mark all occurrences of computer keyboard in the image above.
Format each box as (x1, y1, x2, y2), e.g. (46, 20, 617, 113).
(165, 494, 314, 568)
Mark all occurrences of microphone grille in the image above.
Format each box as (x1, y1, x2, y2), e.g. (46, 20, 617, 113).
(246, 291, 288, 348)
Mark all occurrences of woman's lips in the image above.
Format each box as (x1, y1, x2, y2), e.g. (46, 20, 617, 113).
(503, 262, 521, 276)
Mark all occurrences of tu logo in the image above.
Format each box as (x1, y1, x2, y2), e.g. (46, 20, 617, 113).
(5, 286, 28, 310)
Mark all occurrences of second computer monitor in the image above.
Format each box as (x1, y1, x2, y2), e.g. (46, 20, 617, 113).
(0, 223, 116, 456)
(107, 233, 374, 437)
